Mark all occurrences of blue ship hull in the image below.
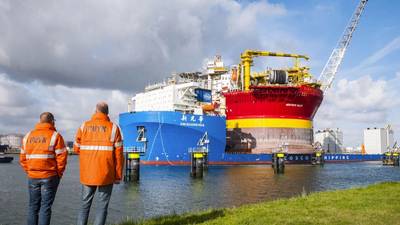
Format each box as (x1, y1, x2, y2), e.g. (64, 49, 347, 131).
(323, 154, 382, 162)
(119, 111, 227, 165)
(119, 111, 382, 165)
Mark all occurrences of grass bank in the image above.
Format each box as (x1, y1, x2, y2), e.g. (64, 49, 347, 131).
(117, 182, 400, 225)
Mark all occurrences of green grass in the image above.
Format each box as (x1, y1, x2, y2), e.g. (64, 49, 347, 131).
(116, 182, 400, 225)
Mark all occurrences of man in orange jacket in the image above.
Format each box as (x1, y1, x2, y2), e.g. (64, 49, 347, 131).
(20, 112, 68, 225)
(74, 102, 124, 225)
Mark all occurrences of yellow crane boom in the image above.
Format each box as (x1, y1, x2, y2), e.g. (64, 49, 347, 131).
(240, 50, 309, 91)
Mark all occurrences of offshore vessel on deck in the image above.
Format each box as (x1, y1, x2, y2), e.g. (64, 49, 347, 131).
(119, 0, 381, 164)
(225, 51, 323, 154)
(119, 53, 380, 164)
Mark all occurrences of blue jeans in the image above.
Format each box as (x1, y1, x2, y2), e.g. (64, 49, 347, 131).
(77, 184, 113, 225)
(27, 176, 60, 225)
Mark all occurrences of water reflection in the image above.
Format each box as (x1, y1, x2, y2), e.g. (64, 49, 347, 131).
(0, 156, 399, 225)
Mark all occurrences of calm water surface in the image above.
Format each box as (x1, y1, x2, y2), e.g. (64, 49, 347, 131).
(1, 155, 400, 225)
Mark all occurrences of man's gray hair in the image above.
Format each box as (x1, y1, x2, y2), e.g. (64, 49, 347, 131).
(40, 112, 55, 123)
(96, 102, 109, 115)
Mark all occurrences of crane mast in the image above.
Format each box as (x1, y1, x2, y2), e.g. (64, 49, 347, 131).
(318, 0, 368, 92)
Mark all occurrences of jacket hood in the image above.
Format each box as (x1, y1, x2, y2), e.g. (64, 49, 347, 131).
(91, 112, 110, 121)
(34, 122, 56, 131)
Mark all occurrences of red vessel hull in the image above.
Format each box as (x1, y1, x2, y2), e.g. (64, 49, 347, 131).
(225, 85, 323, 120)
(224, 85, 323, 154)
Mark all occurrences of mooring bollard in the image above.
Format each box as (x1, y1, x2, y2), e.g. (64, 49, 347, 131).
(311, 142, 324, 166)
(382, 152, 400, 166)
(124, 152, 140, 181)
(272, 152, 286, 174)
(393, 153, 399, 166)
(312, 151, 325, 166)
(189, 132, 210, 178)
(191, 152, 205, 178)
(203, 152, 209, 171)
(382, 152, 389, 165)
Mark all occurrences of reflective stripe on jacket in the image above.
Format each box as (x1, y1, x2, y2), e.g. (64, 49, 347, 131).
(74, 112, 124, 186)
(20, 123, 68, 179)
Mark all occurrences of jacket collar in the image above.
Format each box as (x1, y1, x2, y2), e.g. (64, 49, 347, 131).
(91, 112, 110, 121)
(34, 123, 56, 131)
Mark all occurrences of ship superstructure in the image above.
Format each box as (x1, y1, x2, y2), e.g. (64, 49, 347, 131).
(132, 72, 208, 113)
(132, 56, 230, 114)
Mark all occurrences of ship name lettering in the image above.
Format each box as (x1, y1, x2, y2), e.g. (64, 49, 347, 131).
(181, 115, 187, 121)
(286, 103, 303, 107)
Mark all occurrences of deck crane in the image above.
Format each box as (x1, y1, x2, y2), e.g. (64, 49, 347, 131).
(240, 50, 309, 91)
(318, 0, 368, 92)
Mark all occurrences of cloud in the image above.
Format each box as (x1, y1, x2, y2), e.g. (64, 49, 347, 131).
(359, 36, 400, 67)
(0, 73, 129, 141)
(316, 35, 400, 147)
(315, 74, 400, 146)
(314, 3, 335, 14)
(0, 0, 297, 140)
(343, 36, 400, 77)
(0, 0, 288, 92)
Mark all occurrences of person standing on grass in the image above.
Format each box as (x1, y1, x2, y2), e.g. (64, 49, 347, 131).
(20, 112, 68, 225)
(74, 102, 124, 225)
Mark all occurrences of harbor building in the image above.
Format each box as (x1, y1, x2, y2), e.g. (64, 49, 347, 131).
(0, 134, 23, 149)
(314, 128, 343, 153)
(363, 126, 394, 154)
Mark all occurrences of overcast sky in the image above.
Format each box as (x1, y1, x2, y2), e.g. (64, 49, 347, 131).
(0, 0, 399, 147)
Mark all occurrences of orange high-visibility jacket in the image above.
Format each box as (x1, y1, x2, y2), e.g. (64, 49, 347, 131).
(20, 123, 68, 179)
(74, 112, 124, 186)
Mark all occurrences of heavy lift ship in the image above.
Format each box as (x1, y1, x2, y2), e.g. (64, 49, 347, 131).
(119, 0, 377, 165)
(225, 51, 323, 154)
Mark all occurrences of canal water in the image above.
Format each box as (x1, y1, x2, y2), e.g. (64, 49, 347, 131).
(1, 155, 400, 225)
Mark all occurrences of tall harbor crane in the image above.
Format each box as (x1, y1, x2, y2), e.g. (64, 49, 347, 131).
(318, 0, 368, 92)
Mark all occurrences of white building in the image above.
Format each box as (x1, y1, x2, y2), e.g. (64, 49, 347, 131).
(343, 146, 362, 154)
(0, 134, 23, 149)
(314, 128, 343, 153)
(363, 126, 394, 154)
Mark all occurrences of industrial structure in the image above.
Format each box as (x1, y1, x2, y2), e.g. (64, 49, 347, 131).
(363, 126, 395, 154)
(225, 0, 368, 154)
(0, 134, 23, 149)
(315, 129, 344, 153)
(225, 51, 322, 154)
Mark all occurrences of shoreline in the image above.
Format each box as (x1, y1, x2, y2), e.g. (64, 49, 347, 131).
(116, 182, 400, 225)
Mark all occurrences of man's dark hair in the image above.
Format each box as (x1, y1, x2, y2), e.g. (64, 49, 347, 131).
(40, 112, 55, 123)
(96, 102, 109, 115)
